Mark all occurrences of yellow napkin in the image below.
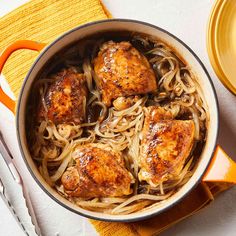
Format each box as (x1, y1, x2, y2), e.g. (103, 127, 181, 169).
(0, 0, 111, 98)
(0, 1, 231, 235)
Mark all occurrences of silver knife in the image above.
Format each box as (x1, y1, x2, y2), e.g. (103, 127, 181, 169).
(0, 131, 42, 236)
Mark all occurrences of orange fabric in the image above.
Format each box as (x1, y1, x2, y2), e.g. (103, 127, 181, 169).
(0, 1, 232, 235)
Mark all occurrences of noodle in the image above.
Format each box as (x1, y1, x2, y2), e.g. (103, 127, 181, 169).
(111, 192, 173, 214)
(42, 156, 53, 186)
(110, 200, 152, 214)
(50, 152, 72, 182)
(50, 141, 73, 162)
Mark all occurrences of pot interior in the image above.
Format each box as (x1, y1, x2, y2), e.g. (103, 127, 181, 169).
(16, 19, 218, 221)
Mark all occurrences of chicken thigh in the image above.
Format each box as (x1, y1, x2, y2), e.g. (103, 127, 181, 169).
(139, 106, 195, 186)
(38, 68, 88, 125)
(93, 41, 157, 106)
(61, 144, 133, 198)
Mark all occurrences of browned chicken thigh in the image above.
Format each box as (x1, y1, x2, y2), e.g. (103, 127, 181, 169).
(139, 107, 195, 186)
(93, 41, 157, 106)
(38, 68, 88, 125)
(61, 144, 133, 198)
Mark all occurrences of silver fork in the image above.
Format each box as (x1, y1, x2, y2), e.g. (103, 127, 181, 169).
(0, 177, 29, 235)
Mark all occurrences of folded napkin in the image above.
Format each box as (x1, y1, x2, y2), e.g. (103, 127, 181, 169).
(0, 0, 231, 235)
(0, 0, 111, 98)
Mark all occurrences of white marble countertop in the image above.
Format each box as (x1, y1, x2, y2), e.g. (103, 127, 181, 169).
(0, 0, 236, 235)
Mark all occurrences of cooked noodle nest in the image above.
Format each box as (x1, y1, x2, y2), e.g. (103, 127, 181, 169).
(30, 35, 207, 214)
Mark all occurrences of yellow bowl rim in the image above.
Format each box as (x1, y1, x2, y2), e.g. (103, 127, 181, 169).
(207, 0, 236, 95)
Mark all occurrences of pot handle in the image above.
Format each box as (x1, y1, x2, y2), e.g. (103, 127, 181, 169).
(0, 40, 46, 114)
(203, 145, 236, 184)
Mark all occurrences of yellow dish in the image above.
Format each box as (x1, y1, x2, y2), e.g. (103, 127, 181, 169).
(207, 0, 236, 95)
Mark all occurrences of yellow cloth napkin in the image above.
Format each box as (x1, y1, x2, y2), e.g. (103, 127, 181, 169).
(0, 1, 231, 235)
(0, 0, 111, 98)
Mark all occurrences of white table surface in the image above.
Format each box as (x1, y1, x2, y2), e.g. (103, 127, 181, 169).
(0, 0, 236, 236)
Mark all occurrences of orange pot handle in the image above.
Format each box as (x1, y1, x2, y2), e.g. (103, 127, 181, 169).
(0, 40, 46, 114)
(203, 145, 236, 184)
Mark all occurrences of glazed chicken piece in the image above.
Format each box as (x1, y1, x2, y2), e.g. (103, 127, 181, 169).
(93, 41, 157, 106)
(138, 106, 195, 186)
(61, 144, 133, 198)
(38, 68, 88, 125)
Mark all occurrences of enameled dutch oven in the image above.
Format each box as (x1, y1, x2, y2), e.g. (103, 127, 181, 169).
(0, 19, 236, 222)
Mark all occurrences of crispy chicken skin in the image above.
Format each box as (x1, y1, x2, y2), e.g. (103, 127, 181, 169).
(61, 144, 133, 198)
(38, 68, 88, 125)
(139, 107, 195, 186)
(93, 41, 157, 106)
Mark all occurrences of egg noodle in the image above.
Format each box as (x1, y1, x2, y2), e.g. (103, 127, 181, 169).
(28, 35, 207, 215)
